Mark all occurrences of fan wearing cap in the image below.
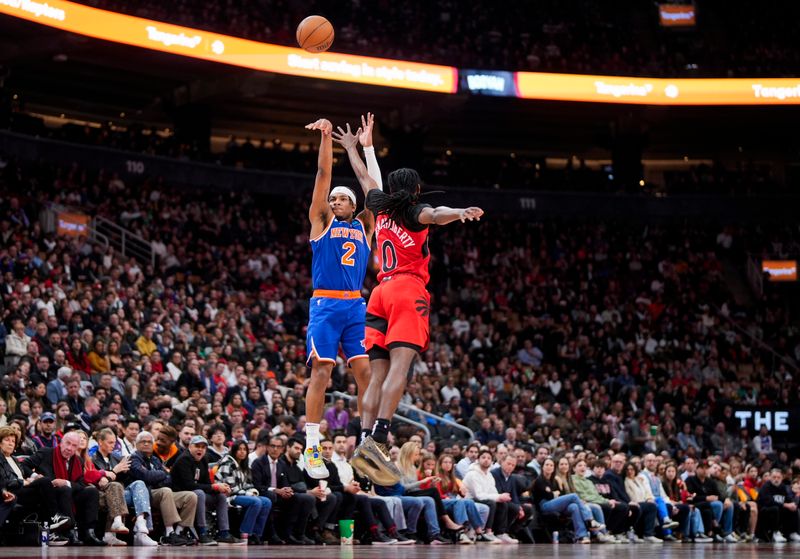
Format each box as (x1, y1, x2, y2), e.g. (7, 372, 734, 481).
(170, 435, 246, 545)
(32, 412, 62, 449)
(301, 114, 379, 479)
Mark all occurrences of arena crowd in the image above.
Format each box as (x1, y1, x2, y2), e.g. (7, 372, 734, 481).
(0, 154, 798, 545)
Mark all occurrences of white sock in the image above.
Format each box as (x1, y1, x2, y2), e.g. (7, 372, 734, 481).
(306, 423, 320, 448)
(165, 526, 174, 536)
(134, 514, 148, 533)
(112, 515, 122, 525)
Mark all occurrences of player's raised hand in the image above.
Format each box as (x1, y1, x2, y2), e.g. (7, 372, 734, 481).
(305, 118, 332, 135)
(332, 123, 362, 151)
(460, 207, 484, 222)
(358, 112, 375, 147)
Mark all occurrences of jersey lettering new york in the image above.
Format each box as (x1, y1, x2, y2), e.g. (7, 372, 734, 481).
(310, 217, 369, 291)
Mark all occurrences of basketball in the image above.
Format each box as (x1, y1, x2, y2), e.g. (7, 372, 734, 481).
(296, 15, 334, 53)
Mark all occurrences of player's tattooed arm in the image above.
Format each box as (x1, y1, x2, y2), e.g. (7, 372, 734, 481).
(418, 206, 484, 226)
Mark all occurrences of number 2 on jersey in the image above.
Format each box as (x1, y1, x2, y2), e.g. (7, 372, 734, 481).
(341, 242, 356, 266)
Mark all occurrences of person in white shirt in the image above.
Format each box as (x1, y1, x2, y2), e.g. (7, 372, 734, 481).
(440, 377, 461, 404)
(462, 450, 516, 543)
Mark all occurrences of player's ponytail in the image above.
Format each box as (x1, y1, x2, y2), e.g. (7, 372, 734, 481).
(369, 168, 421, 225)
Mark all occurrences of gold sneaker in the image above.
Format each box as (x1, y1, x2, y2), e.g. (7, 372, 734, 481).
(350, 436, 401, 486)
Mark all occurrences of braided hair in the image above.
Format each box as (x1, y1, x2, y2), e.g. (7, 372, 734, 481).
(368, 168, 421, 226)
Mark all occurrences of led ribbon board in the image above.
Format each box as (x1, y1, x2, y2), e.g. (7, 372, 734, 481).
(514, 72, 800, 105)
(0, 0, 458, 93)
(2, 0, 800, 104)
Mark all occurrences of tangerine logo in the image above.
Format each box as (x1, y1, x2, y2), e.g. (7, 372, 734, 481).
(145, 25, 202, 48)
(594, 81, 653, 98)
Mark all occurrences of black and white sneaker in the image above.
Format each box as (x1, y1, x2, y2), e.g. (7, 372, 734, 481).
(160, 532, 190, 546)
(48, 533, 69, 546)
(50, 514, 73, 532)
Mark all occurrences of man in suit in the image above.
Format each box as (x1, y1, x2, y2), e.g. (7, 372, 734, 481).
(252, 435, 314, 544)
(22, 431, 103, 545)
(492, 454, 533, 542)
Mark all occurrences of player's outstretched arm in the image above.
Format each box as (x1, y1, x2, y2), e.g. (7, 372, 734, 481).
(418, 206, 484, 226)
(305, 118, 333, 233)
(359, 112, 383, 191)
(332, 123, 378, 196)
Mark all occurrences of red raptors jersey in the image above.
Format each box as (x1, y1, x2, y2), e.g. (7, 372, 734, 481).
(367, 191, 431, 284)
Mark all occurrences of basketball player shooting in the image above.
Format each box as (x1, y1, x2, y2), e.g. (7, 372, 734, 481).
(302, 117, 376, 479)
(333, 116, 484, 485)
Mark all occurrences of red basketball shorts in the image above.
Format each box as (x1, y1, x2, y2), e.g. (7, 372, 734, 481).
(365, 274, 430, 354)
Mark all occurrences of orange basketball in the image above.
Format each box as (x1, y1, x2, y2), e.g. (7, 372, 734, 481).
(296, 15, 335, 53)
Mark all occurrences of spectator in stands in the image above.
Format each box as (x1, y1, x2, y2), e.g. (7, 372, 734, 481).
(752, 426, 774, 456)
(251, 435, 314, 545)
(315, 439, 396, 544)
(4, 319, 30, 369)
(0, 425, 67, 544)
(528, 445, 550, 476)
(128, 431, 194, 546)
(205, 425, 228, 464)
(214, 440, 273, 545)
(463, 449, 517, 543)
(92, 427, 157, 546)
(31, 411, 60, 448)
(685, 461, 735, 542)
(640, 454, 680, 537)
(323, 398, 349, 432)
(661, 462, 711, 542)
(573, 458, 630, 542)
(604, 454, 658, 541)
(456, 443, 480, 479)
(755, 469, 800, 543)
(623, 462, 664, 543)
(435, 452, 494, 542)
(330, 434, 414, 544)
(22, 430, 103, 545)
(397, 442, 462, 537)
(533, 457, 595, 543)
(171, 435, 245, 545)
(153, 425, 181, 469)
(492, 454, 534, 542)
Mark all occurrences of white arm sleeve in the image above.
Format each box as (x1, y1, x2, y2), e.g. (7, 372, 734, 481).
(363, 146, 383, 191)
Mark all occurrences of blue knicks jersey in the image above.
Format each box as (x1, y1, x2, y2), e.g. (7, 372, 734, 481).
(310, 217, 369, 291)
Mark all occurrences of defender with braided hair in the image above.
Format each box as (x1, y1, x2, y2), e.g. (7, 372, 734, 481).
(334, 124, 484, 485)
